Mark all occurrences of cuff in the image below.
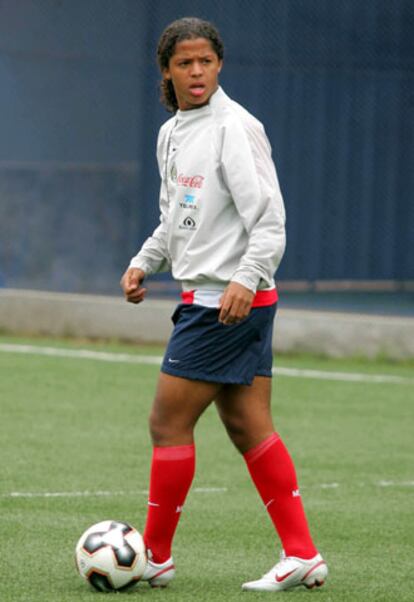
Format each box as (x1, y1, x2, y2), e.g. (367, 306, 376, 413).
(230, 270, 260, 294)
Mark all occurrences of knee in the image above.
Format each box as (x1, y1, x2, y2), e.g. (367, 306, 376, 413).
(148, 404, 195, 447)
(221, 415, 251, 453)
(220, 414, 274, 454)
(148, 408, 171, 446)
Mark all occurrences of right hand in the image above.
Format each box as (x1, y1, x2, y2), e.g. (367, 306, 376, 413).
(120, 267, 147, 304)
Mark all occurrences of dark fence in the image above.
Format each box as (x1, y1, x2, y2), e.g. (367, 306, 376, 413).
(0, 0, 413, 294)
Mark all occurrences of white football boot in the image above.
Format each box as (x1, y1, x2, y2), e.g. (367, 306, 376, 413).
(242, 551, 328, 592)
(142, 549, 175, 588)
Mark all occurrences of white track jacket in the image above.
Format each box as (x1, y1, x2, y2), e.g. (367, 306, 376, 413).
(130, 87, 286, 295)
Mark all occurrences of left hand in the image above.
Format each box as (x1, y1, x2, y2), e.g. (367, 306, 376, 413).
(218, 282, 255, 325)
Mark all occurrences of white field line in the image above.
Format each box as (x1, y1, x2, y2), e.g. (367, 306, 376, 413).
(1, 482, 413, 500)
(0, 487, 228, 499)
(274, 366, 413, 384)
(3, 490, 149, 499)
(0, 344, 162, 365)
(377, 480, 414, 487)
(0, 343, 413, 385)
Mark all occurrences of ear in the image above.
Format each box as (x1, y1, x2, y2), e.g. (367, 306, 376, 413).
(162, 68, 172, 80)
(217, 59, 223, 74)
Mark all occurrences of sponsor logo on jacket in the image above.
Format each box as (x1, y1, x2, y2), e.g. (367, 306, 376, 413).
(177, 174, 204, 188)
(180, 193, 198, 210)
(179, 216, 197, 230)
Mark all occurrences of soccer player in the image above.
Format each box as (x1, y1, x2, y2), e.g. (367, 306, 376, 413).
(121, 17, 328, 592)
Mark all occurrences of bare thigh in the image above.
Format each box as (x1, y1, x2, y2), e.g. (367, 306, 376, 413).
(149, 372, 223, 447)
(215, 376, 275, 453)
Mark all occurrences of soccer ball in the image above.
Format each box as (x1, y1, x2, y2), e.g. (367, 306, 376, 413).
(75, 520, 147, 592)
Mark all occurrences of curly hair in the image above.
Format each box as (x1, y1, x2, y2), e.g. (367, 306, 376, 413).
(157, 17, 224, 113)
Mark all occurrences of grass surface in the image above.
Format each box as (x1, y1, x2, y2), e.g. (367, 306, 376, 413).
(0, 335, 413, 601)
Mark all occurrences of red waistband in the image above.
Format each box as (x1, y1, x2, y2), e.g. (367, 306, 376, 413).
(181, 290, 195, 304)
(252, 288, 279, 307)
(181, 288, 278, 307)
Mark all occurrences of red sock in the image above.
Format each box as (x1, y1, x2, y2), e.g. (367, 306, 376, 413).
(143, 444, 195, 563)
(244, 433, 317, 559)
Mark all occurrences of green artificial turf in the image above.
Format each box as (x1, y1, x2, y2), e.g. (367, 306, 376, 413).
(0, 336, 413, 601)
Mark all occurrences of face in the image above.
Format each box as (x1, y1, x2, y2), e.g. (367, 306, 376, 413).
(163, 37, 222, 111)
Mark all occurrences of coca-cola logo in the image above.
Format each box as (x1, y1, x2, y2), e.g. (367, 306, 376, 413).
(177, 174, 204, 189)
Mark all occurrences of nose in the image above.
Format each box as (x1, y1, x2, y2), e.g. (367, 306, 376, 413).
(190, 60, 203, 77)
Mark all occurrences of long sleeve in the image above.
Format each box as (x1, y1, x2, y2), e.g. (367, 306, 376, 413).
(129, 179, 170, 275)
(129, 123, 174, 276)
(220, 117, 286, 292)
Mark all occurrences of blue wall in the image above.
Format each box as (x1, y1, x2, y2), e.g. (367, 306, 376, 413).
(0, 0, 413, 293)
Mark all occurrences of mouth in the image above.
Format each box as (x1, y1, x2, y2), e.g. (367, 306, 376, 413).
(189, 84, 206, 97)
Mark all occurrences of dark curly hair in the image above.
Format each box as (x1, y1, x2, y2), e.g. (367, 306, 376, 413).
(157, 17, 224, 113)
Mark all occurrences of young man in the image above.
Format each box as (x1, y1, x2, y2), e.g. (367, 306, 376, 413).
(121, 16, 328, 592)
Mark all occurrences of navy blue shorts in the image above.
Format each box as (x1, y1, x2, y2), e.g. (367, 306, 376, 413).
(161, 303, 277, 385)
